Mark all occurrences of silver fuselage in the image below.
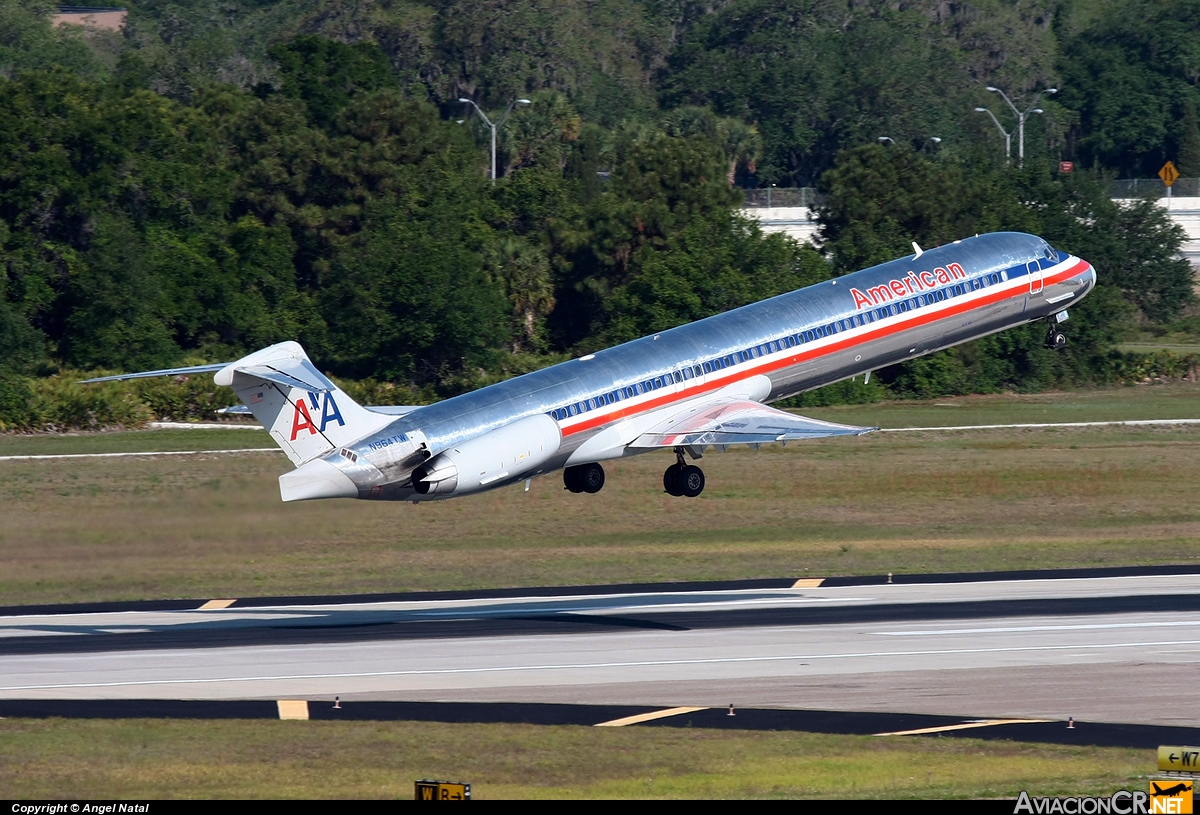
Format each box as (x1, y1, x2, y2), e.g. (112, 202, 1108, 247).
(338, 232, 1096, 500)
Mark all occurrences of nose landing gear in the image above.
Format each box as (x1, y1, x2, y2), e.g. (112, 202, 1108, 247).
(564, 462, 605, 494)
(1045, 311, 1068, 350)
(663, 448, 705, 497)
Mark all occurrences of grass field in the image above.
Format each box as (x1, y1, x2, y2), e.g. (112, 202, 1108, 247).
(1, 384, 1196, 799)
(0, 718, 1155, 799)
(2, 384, 1200, 606)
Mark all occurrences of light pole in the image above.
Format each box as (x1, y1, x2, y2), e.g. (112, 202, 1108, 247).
(975, 107, 1012, 165)
(986, 86, 1056, 168)
(457, 97, 532, 181)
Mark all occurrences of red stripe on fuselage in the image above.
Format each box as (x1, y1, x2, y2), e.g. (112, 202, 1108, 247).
(561, 258, 1090, 438)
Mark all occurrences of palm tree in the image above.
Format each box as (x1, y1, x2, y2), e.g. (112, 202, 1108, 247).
(717, 118, 762, 185)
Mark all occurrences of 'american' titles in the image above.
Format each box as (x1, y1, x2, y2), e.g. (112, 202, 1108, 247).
(849, 262, 969, 310)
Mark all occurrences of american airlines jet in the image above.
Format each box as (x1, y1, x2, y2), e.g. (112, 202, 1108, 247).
(87, 232, 1094, 502)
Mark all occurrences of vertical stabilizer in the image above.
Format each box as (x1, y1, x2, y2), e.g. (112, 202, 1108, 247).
(213, 342, 393, 465)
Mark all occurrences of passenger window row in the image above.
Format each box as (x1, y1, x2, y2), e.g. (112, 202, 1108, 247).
(548, 270, 1009, 422)
(864, 272, 1005, 322)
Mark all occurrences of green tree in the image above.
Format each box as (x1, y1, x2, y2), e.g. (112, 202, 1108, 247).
(503, 90, 581, 175)
(495, 236, 555, 352)
(564, 123, 604, 203)
(1178, 98, 1200, 178)
(663, 1, 973, 185)
(1059, 0, 1200, 176)
(550, 127, 741, 347)
(322, 151, 510, 385)
(816, 144, 1190, 395)
(60, 214, 181, 370)
(432, 0, 664, 125)
(661, 106, 763, 185)
(817, 143, 977, 273)
(269, 35, 394, 130)
(596, 210, 830, 346)
(0, 0, 100, 79)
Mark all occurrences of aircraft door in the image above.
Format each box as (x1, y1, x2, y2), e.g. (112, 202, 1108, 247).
(1028, 261, 1043, 295)
(666, 367, 685, 397)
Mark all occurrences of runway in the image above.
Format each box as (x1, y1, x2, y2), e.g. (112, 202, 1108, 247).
(1, 568, 1198, 729)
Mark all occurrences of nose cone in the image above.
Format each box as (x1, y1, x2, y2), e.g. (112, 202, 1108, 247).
(1080, 262, 1097, 296)
(279, 457, 358, 502)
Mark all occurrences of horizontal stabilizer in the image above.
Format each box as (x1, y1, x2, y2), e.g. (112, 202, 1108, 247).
(80, 352, 336, 393)
(80, 363, 229, 384)
(218, 403, 422, 417)
(81, 341, 397, 466)
(629, 399, 874, 448)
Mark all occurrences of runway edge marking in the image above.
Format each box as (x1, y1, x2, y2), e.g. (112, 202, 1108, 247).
(874, 718, 1054, 736)
(595, 707, 707, 727)
(878, 418, 1200, 433)
(0, 448, 279, 462)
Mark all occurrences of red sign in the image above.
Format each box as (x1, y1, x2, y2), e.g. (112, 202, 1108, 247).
(1059, 161, 1074, 173)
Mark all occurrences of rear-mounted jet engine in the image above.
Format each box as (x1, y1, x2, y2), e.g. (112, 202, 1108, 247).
(411, 414, 561, 497)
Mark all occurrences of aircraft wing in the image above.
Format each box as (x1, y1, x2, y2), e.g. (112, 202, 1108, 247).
(628, 399, 875, 448)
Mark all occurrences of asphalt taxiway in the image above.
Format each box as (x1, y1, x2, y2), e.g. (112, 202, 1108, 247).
(1, 568, 1198, 730)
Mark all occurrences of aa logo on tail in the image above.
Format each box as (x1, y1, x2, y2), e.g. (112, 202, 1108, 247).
(290, 392, 345, 440)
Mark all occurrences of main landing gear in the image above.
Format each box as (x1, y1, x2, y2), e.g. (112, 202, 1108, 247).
(564, 462, 605, 494)
(663, 448, 705, 498)
(563, 450, 707, 498)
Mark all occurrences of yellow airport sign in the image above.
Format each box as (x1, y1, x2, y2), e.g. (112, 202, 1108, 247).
(1150, 780, 1193, 814)
(1160, 161, 1181, 187)
(415, 779, 471, 800)
(1159, 746, 1200, 773)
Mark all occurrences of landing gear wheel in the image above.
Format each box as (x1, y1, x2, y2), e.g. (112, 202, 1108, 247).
(663, 464, 686, 496)
(579, 462, 605, 493)
(1045, 329, 1067, 350)
(680, 464, 705, 498)
(563, 466, 585, 493)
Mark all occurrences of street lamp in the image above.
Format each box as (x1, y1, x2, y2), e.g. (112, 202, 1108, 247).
(877, 136, 895, 145)
(975, 107, 1012, 165)
(457, 97, 532, 181)
(916, 136, 945, 153)
(986, 86, 1056, 168)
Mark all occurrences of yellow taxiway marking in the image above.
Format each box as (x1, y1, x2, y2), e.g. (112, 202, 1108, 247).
(875, 718, 1052, 736)
(595, 706, 706, 727)
(198, 599, 237, 610)
(277, 700, 310, 720)
(792, 578, 825, 588)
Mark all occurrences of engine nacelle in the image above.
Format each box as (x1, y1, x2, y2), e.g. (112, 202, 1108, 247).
(411, 413, 561, 497)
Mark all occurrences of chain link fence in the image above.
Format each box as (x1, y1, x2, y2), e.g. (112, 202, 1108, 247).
(742, 181, 1199, 206)
(1110, 178, 1200, 198)
(741, 188, 823, 208)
